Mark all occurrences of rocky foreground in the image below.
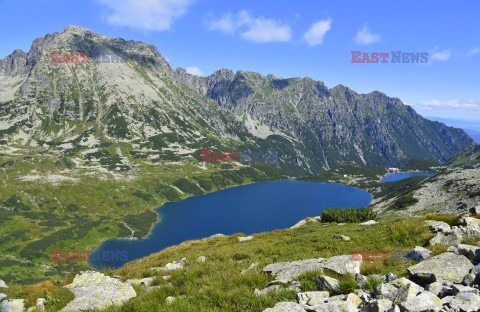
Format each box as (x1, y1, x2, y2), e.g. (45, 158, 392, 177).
(5, 216, 480, 311)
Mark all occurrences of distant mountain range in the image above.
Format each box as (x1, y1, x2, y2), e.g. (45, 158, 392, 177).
(425, 117, 480, 144)
(0, 26, 474, 174)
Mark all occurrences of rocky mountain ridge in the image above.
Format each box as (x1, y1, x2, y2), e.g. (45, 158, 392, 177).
(0, 25, 474, 176)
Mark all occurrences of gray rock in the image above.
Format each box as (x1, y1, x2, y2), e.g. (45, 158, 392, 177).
(470, 264, 480, 276)
(151, 258, 187, 271)
(197, 256, 207, 263)
(263, 301, 306, 312)
(297, 291, 329, 306)
(407, 252, 474, 285)
(462, 273, 476, 286)
(384, 273, 396, 283)
(398, 291, 442, 311)
(255, 285, 282, 296)
(424, 220, 451, 233)
(125, 277, 154, 287)
(452, 284, 479, 295)
(0, 299, 25, 312)
(165, 296, 175, 305)
(440, 295, 455, 306)
(262, 258, 324, 284)
(427, 230, 463, 246)
(209, 233, 225, 238)
(456, 244, 480, 261)
(389, 283, 422, 304)
(308, 301, 357, 312)
(359, 220, 377, 226)
(405, 246, 432, 261)
(241, 262, 259, 274)
(426, 281, 454, 298)
(355, 289, 372, 303)
(36, 298, 46, 310)
(448, 292, 480, 312)
(0, 280, 6, 288)
(374, 278, 424, 301)
(238, 236, 253, 242)
(0, 293, 6, 301)
(385, 306, 400, 312)
(322, 255, 362, 275)
(354, 274, 368, 288)
(332, 234, 350, 241)
(59, 271, 136, 311)
(315, 275, 340, 293)
(459, 217, 480, 231)
(361, 299, 393, 312)
(290, 216, 321, 229)
(469, 206, 480, 216)
(346, 293, 362, 307)
(328, 294, 346, 301)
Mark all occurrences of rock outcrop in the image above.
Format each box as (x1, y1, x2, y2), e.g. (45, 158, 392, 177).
(59, 271, 136, 311)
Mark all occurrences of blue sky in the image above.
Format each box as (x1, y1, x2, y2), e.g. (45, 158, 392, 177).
(1, 0, 479, 121)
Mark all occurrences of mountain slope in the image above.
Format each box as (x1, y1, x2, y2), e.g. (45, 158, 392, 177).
(175, 68, 473, 170)
(0, 25, 474, 176)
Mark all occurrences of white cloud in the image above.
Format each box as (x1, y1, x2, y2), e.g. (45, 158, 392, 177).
(413, 99, 480, 119)
(417, 99, 480, 110)
(185, 66, 205, 76)
(303, 19, 332, 46)
(354, 25, 380, 45)
(431, 47, 451, 61)
(206, 13, 237, 35)
(467, 47, 480, 56)
(97, 0, 195, 31)
(241, 18, 291, 43)
(206, 10, 291, 43)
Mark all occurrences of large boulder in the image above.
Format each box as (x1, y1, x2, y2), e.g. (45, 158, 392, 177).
(397, 291, 442, 311)
(424, 220, 451, 233)
(405, 246, 432, 261)
(456, 244, 480, 262)
(374, 278, 423, 302)
(59, 271, 136, 311)
(315, 275, 340, 293)
(322, 255, 362, 275)
(0, 299, 25, 312)
(262, 258, 324, 284)
(407, 252, 474, 285)
(263, 302, 306, 312)
(427, 230, 463, 246)
(426, 281, 454, 298)
(297, 291, 329, 306)
(448, 292, 480, 312)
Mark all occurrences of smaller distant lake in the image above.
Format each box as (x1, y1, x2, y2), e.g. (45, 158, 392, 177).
(89, 180, 371, 269)
(381, 172, 435, 182)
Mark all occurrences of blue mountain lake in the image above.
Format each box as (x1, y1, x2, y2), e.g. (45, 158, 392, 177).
(89, 180, 372, 269)
(381, 172, 435, 182)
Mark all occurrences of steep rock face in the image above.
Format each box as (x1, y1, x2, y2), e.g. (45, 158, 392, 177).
(175, 68, 473, 170)
(0, 26, 474, 175)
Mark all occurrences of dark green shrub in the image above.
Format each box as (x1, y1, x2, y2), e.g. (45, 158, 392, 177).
(321, 207, 378, 223)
